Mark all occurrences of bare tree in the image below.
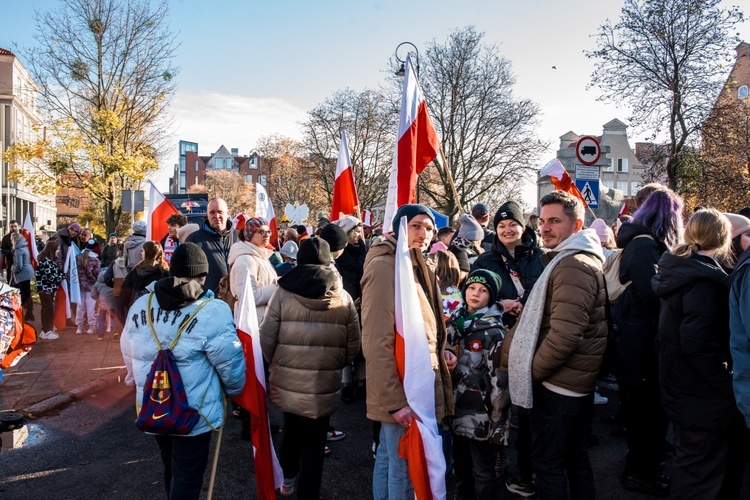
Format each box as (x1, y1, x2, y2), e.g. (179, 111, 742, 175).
(413, 27, 547, 219)
(586, 0, 744, 191)
(188, 170, 254, 216)
(301, 88, 397, 216)
(5, 0, 177, 235)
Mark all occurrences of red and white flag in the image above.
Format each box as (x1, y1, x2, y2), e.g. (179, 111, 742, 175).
(539, 159, 588, 207)
(22, 212, 39, 269)
(383, 54, 442, 234)
(53, 281, 71, 330)
(146, 181, 179, 243)
(255, 183, 279, 248)
(233, 269, 283, 499)
(393, 216, 446, 499)
(232, 212, 249, 231)
(618, 203, 628, 217)
(331, 131, 360, 221)
(361, 209, 373, 227)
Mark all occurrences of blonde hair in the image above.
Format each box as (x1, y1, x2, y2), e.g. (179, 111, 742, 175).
(672, 208, 732, 263)
(435, 250, 460, 294)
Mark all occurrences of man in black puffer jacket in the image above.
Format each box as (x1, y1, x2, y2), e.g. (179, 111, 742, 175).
(185, 198, 237, 293)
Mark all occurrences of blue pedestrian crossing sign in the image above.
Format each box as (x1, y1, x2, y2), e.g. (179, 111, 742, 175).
(575, 179, 599, 208)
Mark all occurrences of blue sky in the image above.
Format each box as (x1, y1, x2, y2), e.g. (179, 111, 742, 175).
(2, 0, 749, 201)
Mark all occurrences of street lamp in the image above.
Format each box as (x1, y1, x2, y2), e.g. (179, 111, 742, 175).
(394, 41, 419, 77)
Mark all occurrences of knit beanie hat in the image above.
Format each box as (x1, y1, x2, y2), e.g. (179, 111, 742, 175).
(169, 242, 209, 278)
(457, 214, 484, 241)
(493, 201, 525, 230)
(280, 240, 299, 260)
(463, 268, 503, 305)
(109, 232, 118, 238)
(724, 213, 750, 238)
(589, 218, 611, 244)
(449, 245, 471, 272)
(392, 204, 434, 239)
(297, 237, 331, 265)
(295, 225, 309, 237)
(320, 223, 348, 252)
(243, 217, 268, 240)
(85, 239, 97, 251)
(132, 220, 147, 235)
(334, 215, 362, 234)
(68, 222, 82, 233)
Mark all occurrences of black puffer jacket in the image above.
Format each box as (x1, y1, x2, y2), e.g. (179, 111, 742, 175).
(470, 226, 545, 326)
(612, 222, 668, 390)
(184, 218, 236, 293)
(652, 252, 742, 430)
(119, 265, 170, 317)
(335, 239, 367, 302)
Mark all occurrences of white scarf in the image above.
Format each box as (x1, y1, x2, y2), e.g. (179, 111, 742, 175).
(508, 229, 604, 408)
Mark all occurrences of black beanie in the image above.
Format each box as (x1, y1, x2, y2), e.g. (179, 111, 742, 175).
(169, 242, 209, 278)
(392, 204, 434, 239)
(463, 268, 503, 305)
(449, 245, 471, 272)
(297, 237, 331, 265)
(319, 223, 348, 252)
(493, 201, 525, 230)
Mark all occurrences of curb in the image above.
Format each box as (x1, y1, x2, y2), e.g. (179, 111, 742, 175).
(22, 368, 129, 418)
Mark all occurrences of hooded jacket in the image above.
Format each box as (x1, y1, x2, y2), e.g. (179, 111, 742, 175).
(75, 250, 101, 293)
(612, 222, 669, 390)
(361, 236, 454, 423)
(120, 279, 246, 436)
(335, 238, 367, 302)
(185, 218, 236, 293)
(228, 240, 278, 322)
(259, 263, 360, 419)
(119, 265, 170, 312)
(654, 252, 742, 430)
(122, 233, 146, 271)
(730, 247, 750, 427)
(13, 238, 34, 283)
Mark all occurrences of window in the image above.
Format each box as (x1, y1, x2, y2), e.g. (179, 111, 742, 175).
(194, 176, 199, 185)
(245, 174, 253, 183)
(180, 173, 186, 189)
(195, 160, 199, 171)
(215, 158, 224, 169)
(739, 85, 749, 99)
(617, 158, 628, 173)
(259, 175, 267, 186)
(226, 158, 233, 170)
(180, 157, 186, 173)
(631, 181, 642, 194)
(603, 180, 614, 189)
(616, 181, 628, 194)
(601, 161, 614, 172)
(249, 157, 258, 170)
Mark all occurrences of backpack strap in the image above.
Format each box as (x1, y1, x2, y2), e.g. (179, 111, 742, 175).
(146, 293, 214, 350)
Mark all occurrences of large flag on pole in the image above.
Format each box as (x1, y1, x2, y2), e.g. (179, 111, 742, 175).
(255, 183, 279, 248)
(383, 54, 442, 234)
(232, 268, 283, 499)
(146, 181, 180, 243)
(539, 159, 588, 207)
(331, 131, 360, 221)
(393, 216, 446, 499)
(22, 212, 39, 269)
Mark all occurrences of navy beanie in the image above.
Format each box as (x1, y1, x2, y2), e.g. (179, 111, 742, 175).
(392, 204, 434, 239)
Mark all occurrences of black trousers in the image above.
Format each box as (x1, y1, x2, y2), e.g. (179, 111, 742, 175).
(39, 291, 55, 332)
(280, 412, 330, 500)
(17, 280, 32, 320)
(530, 385, 595, 500)
(155, 431, 212, 500)
(452, 434, 497, 500)
(622, 381, 668, 478)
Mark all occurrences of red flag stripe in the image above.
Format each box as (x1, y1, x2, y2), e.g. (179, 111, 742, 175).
(550, 174, 588, 208)
(396, 100, 440, 207)
(331, 167, 359, 221)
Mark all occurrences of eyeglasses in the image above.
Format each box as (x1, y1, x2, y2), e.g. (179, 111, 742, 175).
(256, 230, 272, 236)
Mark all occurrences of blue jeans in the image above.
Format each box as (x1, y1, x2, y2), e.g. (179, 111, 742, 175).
(373, 422, 413, 500)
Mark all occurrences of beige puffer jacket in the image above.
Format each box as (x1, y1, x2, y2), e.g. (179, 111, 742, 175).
(228, 241, 278, 322)
(259, 283, 360, 419)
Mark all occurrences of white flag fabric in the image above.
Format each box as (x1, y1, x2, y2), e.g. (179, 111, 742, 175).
(63, 245, 81, 305)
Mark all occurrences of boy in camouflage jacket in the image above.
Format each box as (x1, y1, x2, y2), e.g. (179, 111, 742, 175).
(447, 268, 510, 499)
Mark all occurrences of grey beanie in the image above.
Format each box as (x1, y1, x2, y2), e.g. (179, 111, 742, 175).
(457, 214, 484, 241)
(132, 220, 147, 235)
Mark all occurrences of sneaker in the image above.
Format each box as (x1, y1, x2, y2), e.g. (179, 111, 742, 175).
(495, 446, 509, 480)
(506, 477, 536, 498)
(87, 327, 95, 335)
(40, 331, 59, 340)
(621, 473, 669, 496)
(76, 326, 83, 335)
(113, 332, 120, 340)
(97, 334, 104, 341)
(324, 445, 331, 456)
(594, 391, 609, 405)
(280, 477, 295, 496)
(327, 427, 345, 441)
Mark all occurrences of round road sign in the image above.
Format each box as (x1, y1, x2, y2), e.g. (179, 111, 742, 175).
(576, 136, 601, 166)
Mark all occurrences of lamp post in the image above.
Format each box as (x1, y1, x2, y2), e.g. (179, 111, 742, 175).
(394, 41, 419, 77)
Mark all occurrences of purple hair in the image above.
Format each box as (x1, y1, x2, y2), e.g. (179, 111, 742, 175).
(632, 189, 684, 248)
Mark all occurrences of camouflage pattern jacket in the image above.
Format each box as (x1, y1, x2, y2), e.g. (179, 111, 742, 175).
(447, 303, 510, 444)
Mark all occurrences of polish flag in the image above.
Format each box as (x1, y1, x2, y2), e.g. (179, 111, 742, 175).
(383, 54, 442, 234)
(232, 268, 283, 499)
(232, 212, 249, 231)
(22, 212, 39, 269)
(255, 183, 279, 248)
(393, 215, 446, 499)
(53, 281, 71, 330)
(331, 131, 360, 221)
(146, 181, 180, 243)
(618, 203, 628, 217)
(361, 209, 373, 227)
(539, 158, 588, 207)
(63, 244, 81, 306)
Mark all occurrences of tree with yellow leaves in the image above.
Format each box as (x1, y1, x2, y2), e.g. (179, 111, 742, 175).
(5, 0, 177, 235)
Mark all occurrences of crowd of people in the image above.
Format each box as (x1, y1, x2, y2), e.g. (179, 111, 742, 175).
(14, 184, 750, 499)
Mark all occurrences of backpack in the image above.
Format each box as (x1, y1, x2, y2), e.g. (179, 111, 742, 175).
(216, 264, 236, 313)
(602, 234, 654, 303)
(135, 293, 213, 435)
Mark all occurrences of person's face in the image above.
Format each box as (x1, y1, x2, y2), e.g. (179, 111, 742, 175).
(109, 236, 117, 245)
(496, 219, 524, 248)
(250, 225, 271, 247)
(168, 224, 179, 238)
(407, 215, 435, 252)
(741, 231, 750, 252)
(465, 283, 490, 313)
(207, 200, 228, 231)
(539, 204, 582, 249)
(9, 222, 19, 233)
(348, 226, 363, 244)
